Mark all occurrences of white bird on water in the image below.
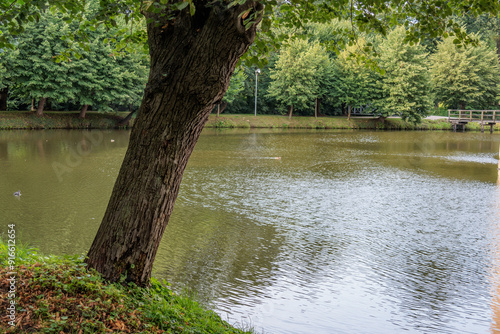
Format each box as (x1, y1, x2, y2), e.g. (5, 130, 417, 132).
(13, 190, 21, 197)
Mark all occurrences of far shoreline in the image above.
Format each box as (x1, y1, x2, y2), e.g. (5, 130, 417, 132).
(1, 111, 499, 132)
(205, 114, 499, 132)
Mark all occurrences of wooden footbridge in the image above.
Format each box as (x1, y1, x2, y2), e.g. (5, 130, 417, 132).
(448, 110, 500, 133)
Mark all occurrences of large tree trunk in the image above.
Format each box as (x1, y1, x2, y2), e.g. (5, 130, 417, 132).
(0, 87, 8, 111)
(36, 98, 46, 116)
(288, 105, 293, 120)
(86, 2, 263, 286)
(79, 104, 89, 119)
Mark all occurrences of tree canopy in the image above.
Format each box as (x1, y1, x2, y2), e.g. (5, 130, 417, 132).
(373, 26, 432, 122)
(330, 37, 382, 118)
(430, 33, 500, 109)
(10, 9, 75, 115)
(1, 1, 148, 115)
(2, 0, 499, 60)
(267, 38, 332, 117)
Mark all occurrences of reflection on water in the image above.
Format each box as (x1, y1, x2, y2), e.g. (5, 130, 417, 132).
(490, 146, 500, 334)
(0, 130, 129, 253)
(1, 129, 500, 333)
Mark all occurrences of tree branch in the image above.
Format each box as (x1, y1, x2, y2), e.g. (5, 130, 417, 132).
(8, 0, 19, 10)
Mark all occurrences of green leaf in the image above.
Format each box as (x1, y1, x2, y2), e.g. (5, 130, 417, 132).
(189, 2, 195, 16)
(175, 2, 189, 11)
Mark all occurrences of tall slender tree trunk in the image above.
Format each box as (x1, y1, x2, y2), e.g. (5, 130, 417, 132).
(495, 36, 500, 59)
(288, 105, 294, 120)
(0, 87, 7, 111)
(36, 98, 46, 116)
(216, 101, 228, 117)
(79, 104, 89, 119)
(347, 105, 351, 121)
(118, 110, 137, 126)
(86, 2, 263, 286)
(219, 101, 228, 114)
(314, 98, 318, 119)
(31, 98, 35, 112)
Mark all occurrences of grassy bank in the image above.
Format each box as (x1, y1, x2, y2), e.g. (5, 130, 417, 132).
(2, 112, 499, 132)
(0, 111, 133, 130)
(0, 240, 251, 333)
(206, 114, 500, 131)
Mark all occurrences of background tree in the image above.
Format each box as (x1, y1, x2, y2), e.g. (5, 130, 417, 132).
(373, 27, 432, 122)
(68, 34, 111, 118)
(11, 10, 75, 116)
(2, 0, 147, 115)
(331, 37, 383, 119)
(71, 46, 148, 118)
(216, 67, 247, 116)
(267, 38, 331, 119)
(0, 50, 12, 111)
(430, 33, 500, 110)
(113, 52, 148, 114)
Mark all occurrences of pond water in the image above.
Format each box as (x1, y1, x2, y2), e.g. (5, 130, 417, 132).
(1, 128, 500, 334)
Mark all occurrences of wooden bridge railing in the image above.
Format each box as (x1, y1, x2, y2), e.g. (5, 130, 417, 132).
(448, 109, 500, 123)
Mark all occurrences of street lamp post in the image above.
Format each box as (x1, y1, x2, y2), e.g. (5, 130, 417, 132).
(254, 68, 261, 117)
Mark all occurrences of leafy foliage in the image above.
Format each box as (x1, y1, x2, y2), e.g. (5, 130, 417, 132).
(331, 37, 383, 114)
(430, 33, 500, 109)
(3, 0, 500, 66)
(4, 2, 148, 114)
(267, 38, 332, 114)
(223, 68, 247, 105)
(373, 27, 432, 122)
(10, 9, 76, 112)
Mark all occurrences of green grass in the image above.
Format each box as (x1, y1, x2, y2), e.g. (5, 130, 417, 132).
(0, 239, 253, 333)
(0, 111, 133, 130)
(206, 114, 500, 132)
(205, 114, 452, 130)
(3, 111, 498, 132)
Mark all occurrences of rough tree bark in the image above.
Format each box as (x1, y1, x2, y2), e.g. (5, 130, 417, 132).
(86, 1, 263, 286)
(36, 98, 46, 116)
